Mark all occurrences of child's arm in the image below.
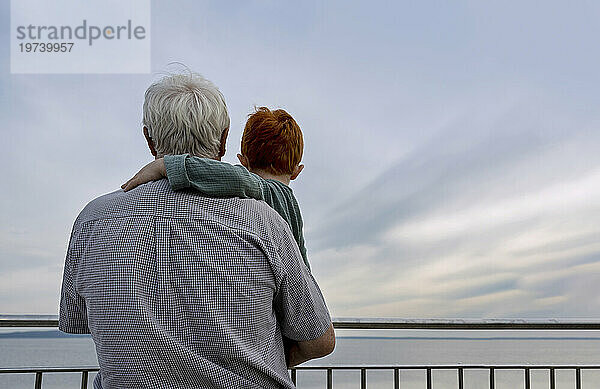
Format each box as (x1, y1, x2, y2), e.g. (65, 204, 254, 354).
(164, 155, 265, 200)
(122, 155, 264, 200)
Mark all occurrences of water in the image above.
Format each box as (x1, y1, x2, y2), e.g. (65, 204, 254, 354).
(1, 329, 600, 388)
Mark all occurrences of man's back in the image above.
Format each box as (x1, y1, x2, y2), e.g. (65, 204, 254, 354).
(59, 179, 331, 389)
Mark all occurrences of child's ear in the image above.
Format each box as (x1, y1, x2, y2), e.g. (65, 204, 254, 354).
(237, 153, 250, 169)
(290, 164, 304, 181)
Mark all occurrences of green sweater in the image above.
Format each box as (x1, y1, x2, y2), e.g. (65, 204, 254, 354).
(164, 154, 310, 270)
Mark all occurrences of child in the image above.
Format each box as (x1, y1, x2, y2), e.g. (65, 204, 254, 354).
(122, 106, 311, 270)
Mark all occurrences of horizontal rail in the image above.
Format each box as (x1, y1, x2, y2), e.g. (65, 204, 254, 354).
(0, 367, 99, 373)
(0, 316, 59, 327)
(4, 315, 600, 329)
(3, 365, 600, 373)
(333, 319, 600, 330)
(296, 364, 600, 370)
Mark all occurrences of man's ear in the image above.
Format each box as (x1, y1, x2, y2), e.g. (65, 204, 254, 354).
(218, 128, 229, 160)
(143, 126, 158, 157)
(237, 153, 250, 169)
(290, 164, 304, 181)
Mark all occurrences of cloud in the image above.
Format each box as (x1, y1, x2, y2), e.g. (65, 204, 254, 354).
(307, 95, 600, 318)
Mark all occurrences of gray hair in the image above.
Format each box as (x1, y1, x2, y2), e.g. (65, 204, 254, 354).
(143, 72, 230, 158)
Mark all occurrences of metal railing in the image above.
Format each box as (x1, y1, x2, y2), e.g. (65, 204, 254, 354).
(289, 365, 600, 389)
(2, 364, 600, 389)
(2, 315, 600, 388)
(0, 367, 98, 389)
(4, 315, 600, 329)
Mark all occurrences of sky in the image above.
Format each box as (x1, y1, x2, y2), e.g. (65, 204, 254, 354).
(1, 0, 600, 318)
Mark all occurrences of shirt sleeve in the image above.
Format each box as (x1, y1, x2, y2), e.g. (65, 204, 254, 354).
(58, 226, 90, 334)
(164, 154, 264, 200)
(297, 230, 310, 271)
(286, 195, 310, 271)
(262, 181, 312, 271)
(271, 222, 331, 341)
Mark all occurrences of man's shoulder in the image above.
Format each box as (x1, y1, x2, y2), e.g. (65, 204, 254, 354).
(73, 179, 289, 237)
(74, 179, 173, 227)
(74, 187, 128, 227)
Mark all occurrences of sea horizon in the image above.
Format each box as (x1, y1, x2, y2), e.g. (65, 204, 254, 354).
(3, 329, 600, 388)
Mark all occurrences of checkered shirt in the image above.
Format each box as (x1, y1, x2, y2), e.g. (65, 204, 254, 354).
(59, 179, 332, 389)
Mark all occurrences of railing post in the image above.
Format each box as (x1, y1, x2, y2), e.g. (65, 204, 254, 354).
(326, 368, 332, 389)
(34, 371, 43, 389)
(360, 368, 367, 389)
(550, 368, 555, 389)
(394, 368, 399, 389)
(489, 368, 495, 389)
(458, 367, 464, 389)
(525, 368, 530, 389)
(576, 368, 581, 389)
(81, 370, 88, 389)
(426, 368, 432, 389)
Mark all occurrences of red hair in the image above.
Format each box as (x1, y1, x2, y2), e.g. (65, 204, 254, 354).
(241, 107, 304, 175)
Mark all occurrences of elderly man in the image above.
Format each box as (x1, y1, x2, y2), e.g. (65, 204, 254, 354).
(59, 72, 335, 388)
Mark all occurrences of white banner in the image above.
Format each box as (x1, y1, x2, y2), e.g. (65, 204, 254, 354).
(10, 0, 151, 74)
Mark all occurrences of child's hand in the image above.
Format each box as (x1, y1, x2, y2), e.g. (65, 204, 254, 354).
(121, 158, 167, 192)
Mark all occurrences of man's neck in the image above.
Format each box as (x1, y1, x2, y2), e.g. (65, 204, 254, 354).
(251, 169, 291, 185)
